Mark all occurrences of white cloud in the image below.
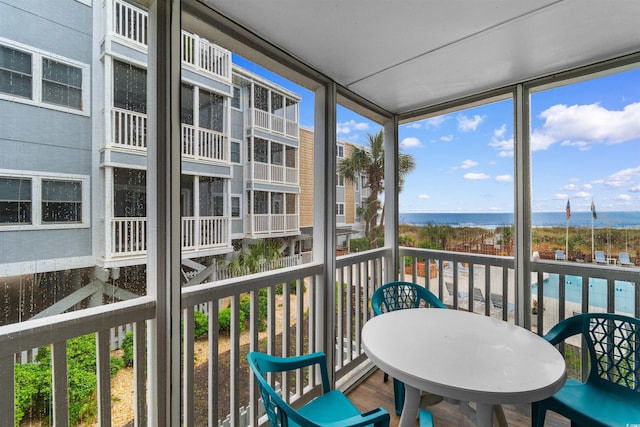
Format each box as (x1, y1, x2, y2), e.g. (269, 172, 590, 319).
(460, 159, 478, 169)
(440, 134, 453, 142)
(574, 191, 591, 199)
(457, 114, 485, 132)
(406, 122, 422, 129)
(425, 115, 447, 128)
(463, 172, 489, 180)
(337, 120, 370, 134)
(583, 183, 593, 189)
(495, 175, 513, 182)
(617, 194, 632, 201)
(604, 166, 640, 188)
(400, 137, 422, 149)
(418, 194, 430, 199)
(561, 184, 579, 191)
(631, 185, 640, 193)
(489, 124, 514, 157)
(531, 102, 640, 151)
(553, 193, 569, 200)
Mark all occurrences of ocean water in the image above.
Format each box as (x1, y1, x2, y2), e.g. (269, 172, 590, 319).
(399, 211, 639, 229)
(531, 275, 635, 314)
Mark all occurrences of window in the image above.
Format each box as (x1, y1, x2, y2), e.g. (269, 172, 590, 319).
(231, 86, 241, 110)
(230, 141, 241, 163)
(254, 138, 268, 163)
(199, 88, 224, 132)
(337, 144, 344, 158)
(271, 92, 283, 116)
(181, 84, 194, 125)
(41, 179, 82, 223)
(253, 191, 268, 214)
(271, 143, 283, 165)
(42, 58, 82, 109)
(199, 177, 225, 217)
(0, 45, 32, 99)
(336, 203, 345, 216)
(114, 168, 146, 217)
(254, 84, 268, 111)
(271, 193, 283, 214)
(0, 173, 88, 228)
(0, 40, 89, 113)
(231, 196, 241, 217)
(337, 173, 344, 187)
(114, 60, 147, 113)
(0, 177, 32, 224)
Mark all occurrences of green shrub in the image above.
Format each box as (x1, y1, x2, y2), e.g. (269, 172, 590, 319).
(121, 331, 134, 367)
(15, 334, 126, 426)
(349, 238, 370, 252)
(193, 310, 208, 339)
(218, 307, 246, 334)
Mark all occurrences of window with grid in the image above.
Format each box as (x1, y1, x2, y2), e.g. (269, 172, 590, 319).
(0, 45, 32, 99)
(42, 58, 82, 109)
(0, 177, 32, 224)
(41, 179, 82, 223)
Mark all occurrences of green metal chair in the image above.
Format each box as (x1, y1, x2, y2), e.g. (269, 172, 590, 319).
(371, 281, 446, 416)
(532, 313, 640, 427)
(247, 351, 390, 427)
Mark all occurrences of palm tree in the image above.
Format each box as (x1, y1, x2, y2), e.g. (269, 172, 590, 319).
(338, 130, 415, 248)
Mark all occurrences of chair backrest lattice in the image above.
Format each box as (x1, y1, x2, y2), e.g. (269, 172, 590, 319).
(585, 314, 640, 392)
(372, 281, 446, 315)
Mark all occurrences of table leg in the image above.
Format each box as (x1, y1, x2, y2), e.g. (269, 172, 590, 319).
(476, 403, 495, 427)
(398, 384, 421, 427)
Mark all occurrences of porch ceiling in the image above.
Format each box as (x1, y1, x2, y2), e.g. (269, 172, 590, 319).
(199, 0, 640, 115)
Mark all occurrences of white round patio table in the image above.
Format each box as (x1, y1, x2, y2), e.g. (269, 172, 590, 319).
(361, 308, 566, 427)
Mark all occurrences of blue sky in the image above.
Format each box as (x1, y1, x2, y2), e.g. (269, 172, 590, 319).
(234, 55, 640, 214)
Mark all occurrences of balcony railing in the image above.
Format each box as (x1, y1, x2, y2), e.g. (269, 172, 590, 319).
(110, 1, 231, 82)
(111, 217, 229, 257)
(250, 161, 299, 184)
(112, 0, 147, 47)
(2, 245, 638, 425)
(0, 247, 389, 426)
(253, 108, 299, 139)
(251, 213, 300, 235)
(181, 124, 228, 162)
(398, 247, 640, 333)
(111, 107, 147, 150)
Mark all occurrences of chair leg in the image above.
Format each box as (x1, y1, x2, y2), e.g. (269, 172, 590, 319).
(392, 377, 405, 416)
(530, 401, 546, 427)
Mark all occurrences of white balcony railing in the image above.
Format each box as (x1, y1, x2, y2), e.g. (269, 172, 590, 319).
(251, 213, 299, 235)
(0, 246, 389, 427)
(111, 108, 147, 150)
(113, 0, 147, 46)
(250, 162, 298, 184)
(111, 217, 229, 257)
(3, 244, 638, 425)
(253, 109, 299, 139)
(181, 124, 228, 162)
(110, 1, 231, 82)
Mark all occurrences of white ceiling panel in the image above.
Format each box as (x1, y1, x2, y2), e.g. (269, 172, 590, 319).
(201, 0, 640, 114)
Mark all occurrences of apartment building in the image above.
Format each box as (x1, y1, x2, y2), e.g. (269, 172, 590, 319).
(0, 0, 366, 324)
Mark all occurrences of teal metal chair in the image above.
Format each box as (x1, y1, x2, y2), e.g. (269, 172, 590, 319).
(247, 351, 390, 427)
(371, 281, 446, 416)
(532, 313, 640, 427)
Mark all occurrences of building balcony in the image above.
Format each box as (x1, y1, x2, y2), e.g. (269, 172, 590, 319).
(250, 213, 299, 236)
(1, 246, 636, 425)
(108, 216, 230, 259)
(249, 161, 298, 185)
(253, 108, 299, 139)
(109, 0, 231, 83)
(107, 108, 229, 164)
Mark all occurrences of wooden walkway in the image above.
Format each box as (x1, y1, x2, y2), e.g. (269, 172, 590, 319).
(347, 369, 570, 427)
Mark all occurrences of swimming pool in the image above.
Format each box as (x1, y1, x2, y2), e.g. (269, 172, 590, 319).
(531, 274, 636, 314)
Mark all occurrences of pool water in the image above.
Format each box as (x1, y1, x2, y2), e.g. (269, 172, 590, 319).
(531, 275, 636, 314)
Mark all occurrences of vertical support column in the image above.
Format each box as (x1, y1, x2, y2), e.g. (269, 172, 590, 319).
(147, 0, 182, 426)
(384, 116, 399, 283)
(514, 84, 532, 329)
(313, 81, 337, 385)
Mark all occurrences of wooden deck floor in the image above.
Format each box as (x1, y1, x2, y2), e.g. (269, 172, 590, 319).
(346, 369, 570, 427)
